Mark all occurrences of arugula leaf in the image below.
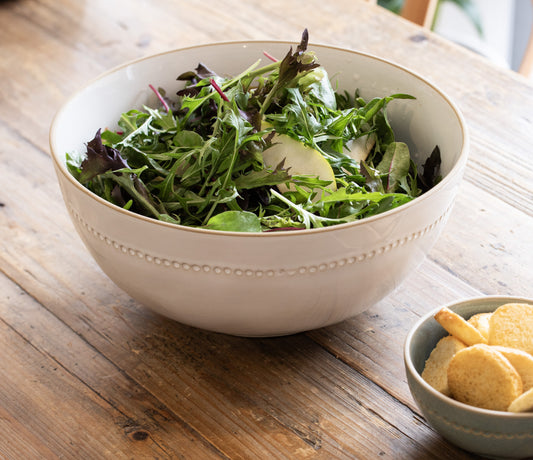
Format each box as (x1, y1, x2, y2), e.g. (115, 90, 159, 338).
(233, 167, 291, 190)
(271, 189, 347, 229)
(284, 87, 323, 140)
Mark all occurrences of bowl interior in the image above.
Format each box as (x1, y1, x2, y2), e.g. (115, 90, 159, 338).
(50, 41, 467, 199)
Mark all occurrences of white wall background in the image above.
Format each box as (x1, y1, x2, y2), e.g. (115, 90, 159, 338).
(433, 0, 532, 76)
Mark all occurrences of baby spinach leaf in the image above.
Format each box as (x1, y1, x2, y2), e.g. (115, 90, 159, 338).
(205, 210, 262, 232)
(174, 130, 204, 148)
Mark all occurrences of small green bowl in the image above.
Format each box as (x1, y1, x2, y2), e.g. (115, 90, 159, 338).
(404, 296, 533, 459)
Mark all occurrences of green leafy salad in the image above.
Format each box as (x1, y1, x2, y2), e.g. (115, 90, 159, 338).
(67, 30, 441, 232)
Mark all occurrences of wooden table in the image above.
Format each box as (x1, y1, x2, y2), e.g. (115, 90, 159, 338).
(1, 0, 532, 458)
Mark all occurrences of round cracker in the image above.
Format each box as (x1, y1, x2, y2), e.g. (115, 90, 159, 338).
(447, 344, 523, 411)
(508, 387, 533, 413)
(491, 345, 533, 392)
(422, 335, 467, 396)
(467, 312, 491, 341)
(488, 303, 533, 355)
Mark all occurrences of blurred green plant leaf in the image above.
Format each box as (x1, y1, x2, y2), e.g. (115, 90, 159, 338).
(378, 0, 483, 37)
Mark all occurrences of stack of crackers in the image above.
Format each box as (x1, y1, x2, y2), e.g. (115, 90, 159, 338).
(422, 303, 533, 412)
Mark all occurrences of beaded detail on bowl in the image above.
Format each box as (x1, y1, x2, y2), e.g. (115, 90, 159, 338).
(68, 203, 451, 277)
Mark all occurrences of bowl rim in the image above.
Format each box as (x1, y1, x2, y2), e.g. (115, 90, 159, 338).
(404, 295, 533, 419)
(49, 39, 470, 238)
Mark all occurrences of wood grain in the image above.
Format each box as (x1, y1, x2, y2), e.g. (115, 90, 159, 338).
(1, 0, 531, 458)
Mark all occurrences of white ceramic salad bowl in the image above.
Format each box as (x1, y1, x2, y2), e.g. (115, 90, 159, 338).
(49, 40, 468, 336)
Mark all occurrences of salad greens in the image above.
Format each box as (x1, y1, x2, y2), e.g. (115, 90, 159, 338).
(67, 30, 441, 232)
